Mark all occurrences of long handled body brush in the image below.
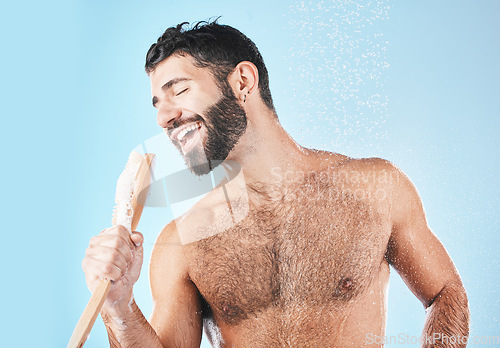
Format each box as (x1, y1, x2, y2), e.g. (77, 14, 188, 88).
(68, 151, 155, 348)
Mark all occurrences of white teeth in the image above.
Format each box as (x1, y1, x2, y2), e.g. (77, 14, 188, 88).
(176, 122, 201, 142)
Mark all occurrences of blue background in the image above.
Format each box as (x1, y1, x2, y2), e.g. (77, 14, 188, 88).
(0, 0, 498, 346)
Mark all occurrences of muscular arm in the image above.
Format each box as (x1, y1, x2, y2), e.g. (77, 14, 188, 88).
(149, 222, 203, 347)
(101, 300, 163, 347)
(101, 222, 202, 347)
(385, 163, 470, 347)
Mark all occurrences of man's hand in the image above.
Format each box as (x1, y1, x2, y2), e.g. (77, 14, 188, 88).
(82, 225, 144, 313)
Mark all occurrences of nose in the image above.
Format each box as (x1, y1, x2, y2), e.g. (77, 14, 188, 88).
(156, 102, 182, 129)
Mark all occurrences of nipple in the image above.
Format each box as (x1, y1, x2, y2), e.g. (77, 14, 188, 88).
(333, 277, 356, 300)
(341, 277, 353, 290)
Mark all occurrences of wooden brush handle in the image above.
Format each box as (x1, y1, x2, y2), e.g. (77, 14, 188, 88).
(68, 153, 155, 348)
(67, 279, 111, 348)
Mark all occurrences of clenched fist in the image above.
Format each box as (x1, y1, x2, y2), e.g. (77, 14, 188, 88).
(82, 225, 144, 312)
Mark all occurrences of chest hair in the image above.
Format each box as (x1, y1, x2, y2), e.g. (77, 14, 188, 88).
(186, 172, 388, 325)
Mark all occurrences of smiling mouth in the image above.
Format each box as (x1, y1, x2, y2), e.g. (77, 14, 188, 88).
(170, 121, 203, 153)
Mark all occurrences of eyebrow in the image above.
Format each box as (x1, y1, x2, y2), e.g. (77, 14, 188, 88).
(152, 77, 192, 107)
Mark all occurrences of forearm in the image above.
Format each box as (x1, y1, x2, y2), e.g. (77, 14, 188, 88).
(101, 299, 163, 348)
(421, 282, 470, 348)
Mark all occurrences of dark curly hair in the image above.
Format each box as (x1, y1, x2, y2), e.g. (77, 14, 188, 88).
(145, 19, 275, 111)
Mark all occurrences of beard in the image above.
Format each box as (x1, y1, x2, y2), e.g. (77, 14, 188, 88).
(172, 85, 247, 176)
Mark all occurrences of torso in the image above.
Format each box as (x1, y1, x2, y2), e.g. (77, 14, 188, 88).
(179, 152, 395, 347)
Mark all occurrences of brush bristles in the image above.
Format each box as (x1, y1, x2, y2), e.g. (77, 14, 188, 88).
(112, 151, 144, 232)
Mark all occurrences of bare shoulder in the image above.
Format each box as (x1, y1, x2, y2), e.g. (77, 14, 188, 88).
(348, 157, 417, 197)
(338, 155, 398, 172)
(339, 155, 402, 182)
(160, 169, 248, 246)
(150, 222, 185, 277)
(153, 203, 213, 249)
(334, 156, 424, 226)
(306, 151, 411, 213)
(309, 149, 401, 180)
(343, 157, 406, 198)
(306, 148, 394, 170)
(154, 220, 182, 247)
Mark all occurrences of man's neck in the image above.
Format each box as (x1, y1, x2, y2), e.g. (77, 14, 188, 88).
(226, 111, 308, 187)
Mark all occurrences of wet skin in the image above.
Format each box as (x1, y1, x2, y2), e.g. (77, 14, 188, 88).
(172, 152, 394, 347)
(90, 53, 468, 347)
(149, 149, 465, 347)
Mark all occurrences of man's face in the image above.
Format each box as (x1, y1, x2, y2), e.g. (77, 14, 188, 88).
(150, 54, 247, 175)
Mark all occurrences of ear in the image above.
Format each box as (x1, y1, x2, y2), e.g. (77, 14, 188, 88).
(228, 61, 259, 103)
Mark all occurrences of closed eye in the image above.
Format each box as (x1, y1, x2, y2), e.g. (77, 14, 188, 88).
(176, 88, 189, 96)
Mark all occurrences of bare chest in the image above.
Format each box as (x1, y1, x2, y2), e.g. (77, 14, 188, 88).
(185, 183, 390, 326)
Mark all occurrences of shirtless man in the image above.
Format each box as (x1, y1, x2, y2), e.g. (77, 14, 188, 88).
(82, 21, 470, 347)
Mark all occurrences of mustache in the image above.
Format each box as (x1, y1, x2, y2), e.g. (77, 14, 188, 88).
(167, 114, 205, 132)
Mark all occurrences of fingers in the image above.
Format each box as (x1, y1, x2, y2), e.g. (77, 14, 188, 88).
(82, 255, 123, 283)
(130, 231, 144, 247)
(89, 233, 133, 263)
(99, 225, 136, 249)
(83, 225, 142, 283)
